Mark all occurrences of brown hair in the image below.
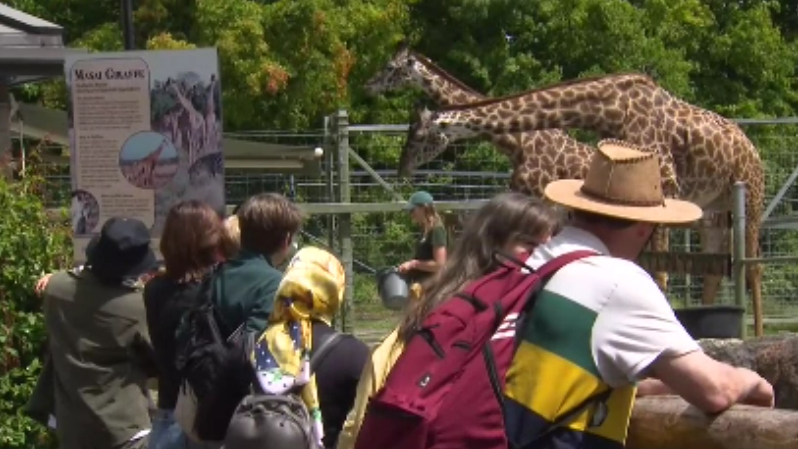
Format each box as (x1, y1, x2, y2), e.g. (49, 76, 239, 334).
(237, 193, 303, 256)
(220, 215, 241, 259)
(160, 200, 223, 282)
(420, 203, 443, 235)
(397, 192, 561, 343)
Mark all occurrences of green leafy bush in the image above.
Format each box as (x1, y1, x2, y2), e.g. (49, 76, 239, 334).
(0, 158, 71, 449)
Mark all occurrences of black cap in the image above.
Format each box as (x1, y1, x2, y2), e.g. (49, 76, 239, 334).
(85, 217, 157, 282)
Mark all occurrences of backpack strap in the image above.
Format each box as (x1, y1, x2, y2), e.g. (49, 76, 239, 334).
(534, 250, 599, 279)
(309, 330, 344, 374)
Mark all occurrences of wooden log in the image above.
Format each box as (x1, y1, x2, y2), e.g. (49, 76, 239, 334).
(628, 396, 798, 449)
(699, 334, 798, 410)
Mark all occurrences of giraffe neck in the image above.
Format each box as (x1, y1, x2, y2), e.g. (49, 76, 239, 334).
(412, 59, 484, 106)
(146, 143, 165, 163)
(434, 73, 658, 139)
(172, 87, 196, 114)
(207, 80, 216, 110)
(408, 54, 522, 159)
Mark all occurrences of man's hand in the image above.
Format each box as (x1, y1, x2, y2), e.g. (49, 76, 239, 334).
(35, 273, 53, 296)
(741, 374, 775, 408)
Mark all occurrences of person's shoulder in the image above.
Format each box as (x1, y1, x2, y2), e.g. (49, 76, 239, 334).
(340, 333, 369, 352)
(431, 224, 447, 243)
(48, 269, 73, 285)
(543, 255, 659, 309)
(41, 270, 75, 301)
(335, 334, 370, 371)
(143, 273, 171, 295)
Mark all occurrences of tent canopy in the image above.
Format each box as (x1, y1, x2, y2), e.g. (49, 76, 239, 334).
(0, 4, 88, 82)
(12, 103, 323, 174)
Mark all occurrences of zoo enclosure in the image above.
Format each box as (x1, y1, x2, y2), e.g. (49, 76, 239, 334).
(40, 111, 798, 339)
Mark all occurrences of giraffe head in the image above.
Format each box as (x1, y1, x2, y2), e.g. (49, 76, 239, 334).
(365, 41, 425, 96)
(398, 104, 450, 177)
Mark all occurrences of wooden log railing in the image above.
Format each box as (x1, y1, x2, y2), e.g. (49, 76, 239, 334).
(629, 396, 798, 449)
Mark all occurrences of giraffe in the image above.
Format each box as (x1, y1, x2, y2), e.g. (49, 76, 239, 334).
(365, 45, 595, 193)
(408, 73, 766, 336)
(167, 80, 206, 166)
(366, 45, 672, 291)
(204, 74, 220, 152)
(128, 139, 169, 189)
(71, 195, 87, 234)
(162, 107, 183, 153)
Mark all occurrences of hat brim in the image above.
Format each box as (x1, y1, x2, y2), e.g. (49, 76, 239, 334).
(404, 202, 418, 211)
(86, 238, 158, 280)
(545, 180, 703, 224)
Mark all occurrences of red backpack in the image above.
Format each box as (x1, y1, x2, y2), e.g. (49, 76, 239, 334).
(354, 251, 596, 449)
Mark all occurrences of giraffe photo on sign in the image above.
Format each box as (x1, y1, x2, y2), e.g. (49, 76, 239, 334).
(65, 49, 225, 264)
(119, 131, 180, 190)
(71, 189, 100, 235)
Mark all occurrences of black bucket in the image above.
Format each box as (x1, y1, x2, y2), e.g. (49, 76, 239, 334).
(375, 266, 410, 311)
(673, 305, 745, 340)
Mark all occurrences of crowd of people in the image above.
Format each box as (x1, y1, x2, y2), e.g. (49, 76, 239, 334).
(29, 140, 775, 449)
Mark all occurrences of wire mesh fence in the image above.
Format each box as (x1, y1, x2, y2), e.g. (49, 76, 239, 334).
(37, 117, 798, 338)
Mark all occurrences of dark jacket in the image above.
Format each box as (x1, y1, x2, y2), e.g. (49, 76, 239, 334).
(143, 275, 203, 409)
(43, 269, 156, 449)
(312, 321, 370, 449)
(212, 250, 283, 335)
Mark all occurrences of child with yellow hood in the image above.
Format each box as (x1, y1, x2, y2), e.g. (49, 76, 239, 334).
(250, 246, 347, 448)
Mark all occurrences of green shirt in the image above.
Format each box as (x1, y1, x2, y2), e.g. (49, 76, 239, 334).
(409, 225, 447, 283)
(212, 250, 283, 334)
(43, 270, 154, 449)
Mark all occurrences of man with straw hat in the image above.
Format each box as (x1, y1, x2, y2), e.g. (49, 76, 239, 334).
(502, 140, 773, 449)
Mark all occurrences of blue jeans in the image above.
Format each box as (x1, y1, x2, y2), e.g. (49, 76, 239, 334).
(148, 409, 216, 449)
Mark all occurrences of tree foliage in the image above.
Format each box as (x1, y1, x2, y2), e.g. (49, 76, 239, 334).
(0, 156, 70, 449)
(4, 0, 798, 446)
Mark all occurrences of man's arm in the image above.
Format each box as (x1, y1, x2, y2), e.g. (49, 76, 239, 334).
(592, 263, 773, 413)
(636, 378, 673, 397)
(646, 351, 773, 412)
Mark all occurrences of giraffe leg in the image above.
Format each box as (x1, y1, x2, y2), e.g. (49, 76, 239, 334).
(650, 226, 669, 292)
(698, 222, 728, 306)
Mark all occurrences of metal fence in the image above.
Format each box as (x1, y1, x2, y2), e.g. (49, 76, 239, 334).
(41, 113, 798, 338)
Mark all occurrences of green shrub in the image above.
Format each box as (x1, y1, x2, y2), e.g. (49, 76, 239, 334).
(0, 159, 71, 449)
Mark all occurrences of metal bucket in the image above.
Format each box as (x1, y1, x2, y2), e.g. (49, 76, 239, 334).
(376, 266, 410, 311)
(674, 305, 745, 340)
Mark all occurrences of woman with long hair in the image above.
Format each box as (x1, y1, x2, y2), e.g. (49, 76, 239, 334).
(397, 191, 448, 297)
(144, 200, 225, 449)
(337, 192, 562, 449)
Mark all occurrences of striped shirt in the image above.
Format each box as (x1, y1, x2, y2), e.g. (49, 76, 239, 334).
(504, 226, 699, 449)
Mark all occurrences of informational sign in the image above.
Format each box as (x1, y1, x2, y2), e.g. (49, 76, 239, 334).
(65, 48, 224, 262)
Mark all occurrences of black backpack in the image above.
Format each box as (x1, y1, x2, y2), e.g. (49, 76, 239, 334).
(174, 266, 255, 441)
(224, 331, 343, 449)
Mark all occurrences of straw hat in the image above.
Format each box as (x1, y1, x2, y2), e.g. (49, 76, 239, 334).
(544, 139, 702, 224)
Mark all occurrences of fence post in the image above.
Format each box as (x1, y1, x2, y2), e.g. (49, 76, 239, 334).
(324, 115, 336, 253)
(335, 109, 354, 334)
(732, 181, 747, 339)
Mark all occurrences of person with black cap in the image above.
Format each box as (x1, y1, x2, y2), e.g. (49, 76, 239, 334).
(41, 217, 160, 449)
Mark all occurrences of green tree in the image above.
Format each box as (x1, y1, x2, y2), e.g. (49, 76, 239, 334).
(0, 156, 71, 449)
